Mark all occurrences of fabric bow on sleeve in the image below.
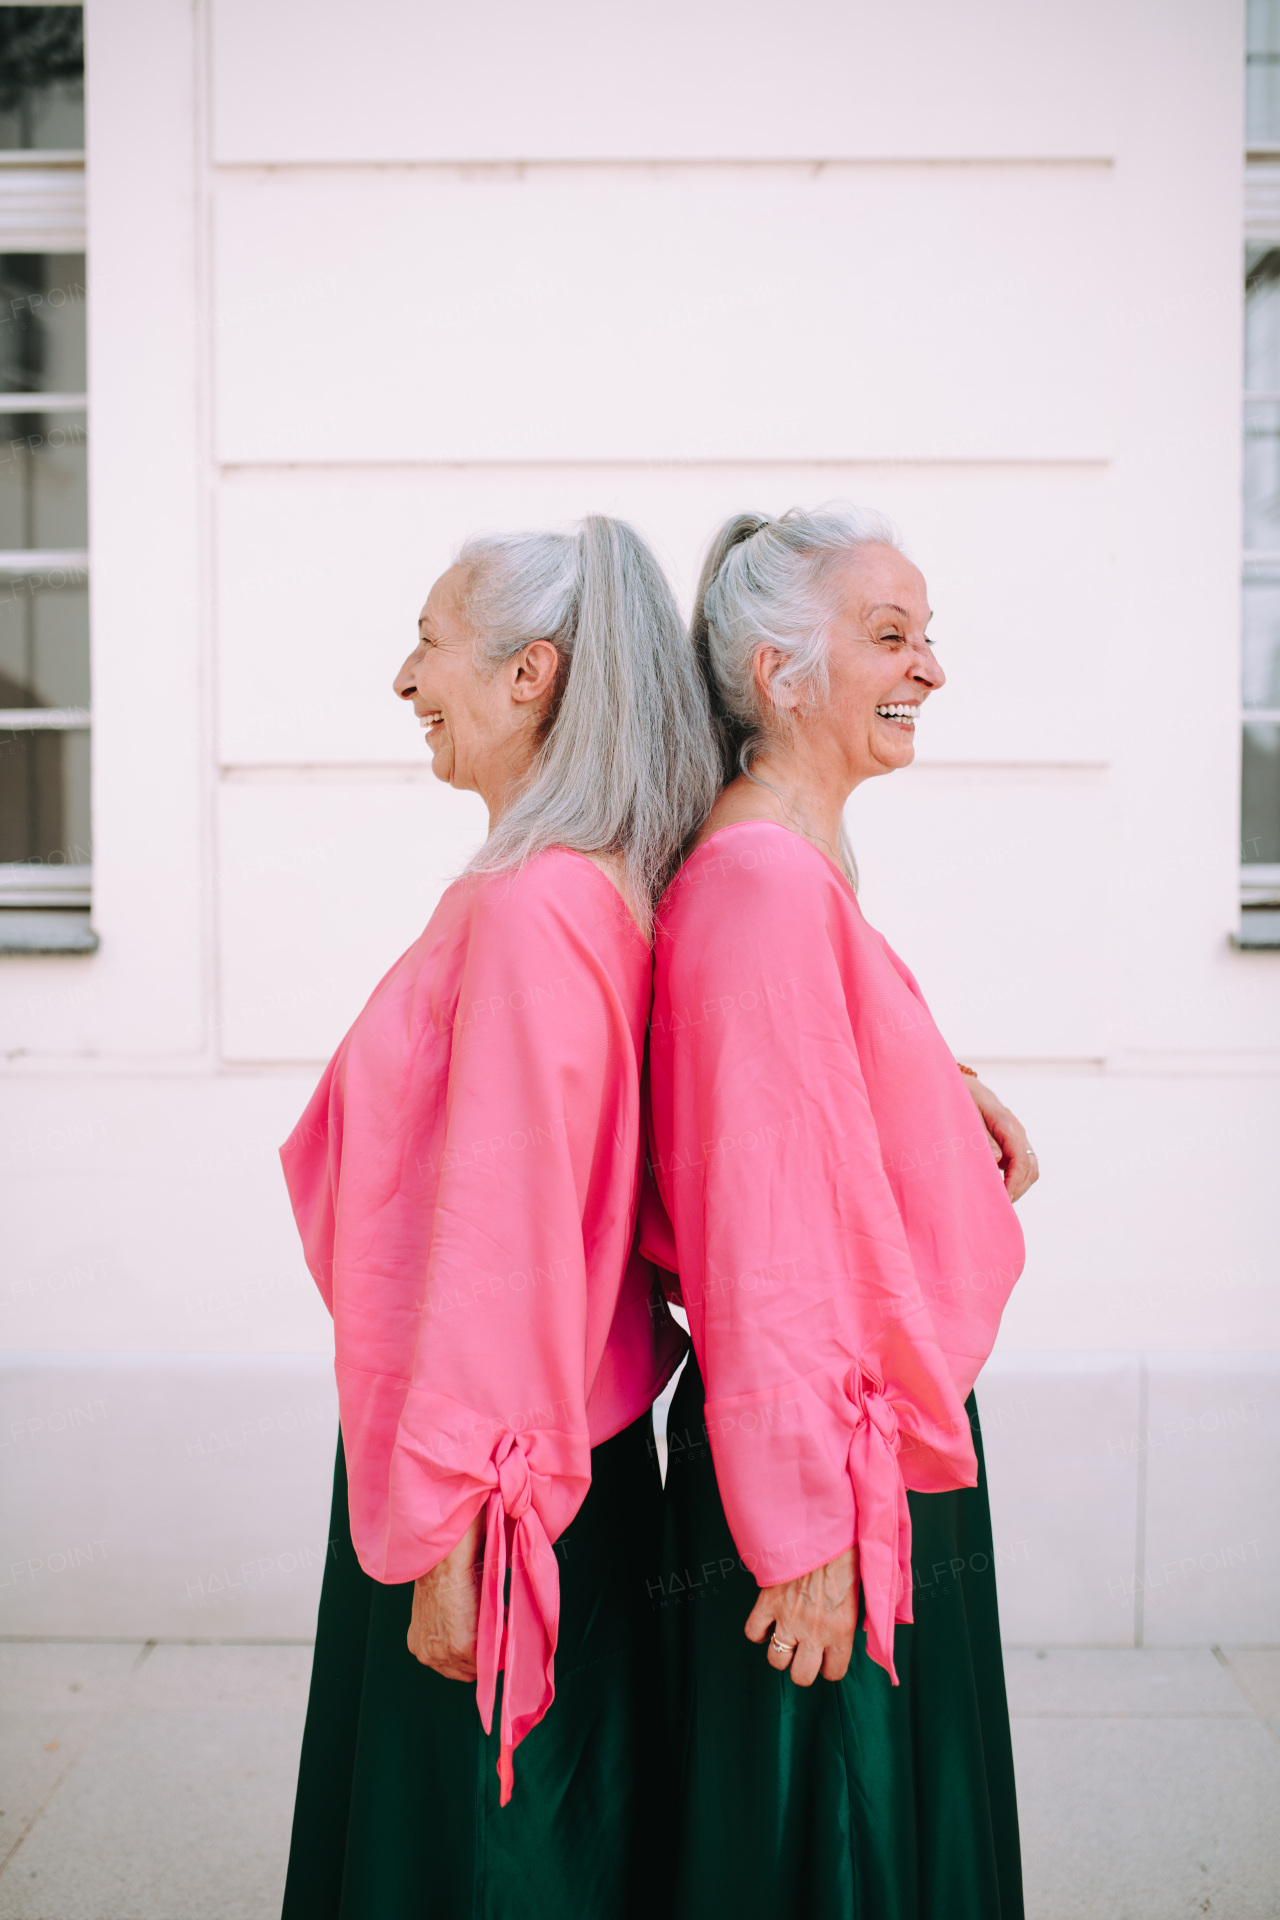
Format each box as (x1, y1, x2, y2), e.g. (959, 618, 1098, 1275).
(474, 1433, 561, 1806)
(845, 1361, 914, 1682)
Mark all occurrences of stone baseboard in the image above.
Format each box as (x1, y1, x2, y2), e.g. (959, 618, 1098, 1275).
(0, 1353, 337, 1638)
(2, 1350, 1276, 1644)
(979, 1352, 1280, 1646)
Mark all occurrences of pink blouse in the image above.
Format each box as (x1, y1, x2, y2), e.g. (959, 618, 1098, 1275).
(644, 821, 1025, 1682)
(280, 851, 686, 1801)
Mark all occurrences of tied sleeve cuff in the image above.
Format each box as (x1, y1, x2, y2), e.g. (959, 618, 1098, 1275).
(473, 1433, 560, 1807)
(846, 1361, 914, 1683)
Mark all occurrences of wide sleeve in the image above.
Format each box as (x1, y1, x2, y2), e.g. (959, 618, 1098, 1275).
(340, 876, 640, 1803)
(650, 857, 977, 1682)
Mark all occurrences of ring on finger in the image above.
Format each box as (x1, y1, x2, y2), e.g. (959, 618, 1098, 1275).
(770, 1635, 797, 1655)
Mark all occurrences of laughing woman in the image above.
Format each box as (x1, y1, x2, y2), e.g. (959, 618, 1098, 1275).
(646, 508, 1037, 1920)
(278, 519, 718, 1920)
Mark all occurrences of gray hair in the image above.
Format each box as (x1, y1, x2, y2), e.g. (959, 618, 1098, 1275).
(689, 503, 903, 885)
(691, 503, 902, 782)
(456, 515, 721, 935)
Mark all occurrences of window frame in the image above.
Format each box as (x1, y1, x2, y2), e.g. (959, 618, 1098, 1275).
(0, 118, 91, 950)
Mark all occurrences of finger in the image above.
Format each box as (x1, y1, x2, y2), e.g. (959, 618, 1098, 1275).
(766, 1634, 797, 1671)
(427, 1657, 477, 1683)
(1010, 1150, 1039, 1203)
(821, 1640, 853, 1683)
(789, 1641, 823, 1687)
(744, 1595, 777, 1644)
(409, 1632, 476, 1679)
(986, 1116, 1031, 1198)
(1004, 1139, 1037, 1201)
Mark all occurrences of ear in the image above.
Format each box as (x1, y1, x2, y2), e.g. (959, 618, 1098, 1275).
(753, 644, 797, 712)
(509, 639, 561, 706)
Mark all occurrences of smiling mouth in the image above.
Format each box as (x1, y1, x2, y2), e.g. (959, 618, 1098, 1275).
(875, 703, 919, 727)
(417, 709, 444, 733)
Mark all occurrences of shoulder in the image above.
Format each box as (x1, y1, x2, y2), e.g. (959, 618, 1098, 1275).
(465, 850, 649, 965)
(653, 824, 854, 1005)
(661, 822, 844, 931)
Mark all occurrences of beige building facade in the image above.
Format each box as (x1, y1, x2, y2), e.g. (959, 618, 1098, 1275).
(1, 0, 1275, 1649)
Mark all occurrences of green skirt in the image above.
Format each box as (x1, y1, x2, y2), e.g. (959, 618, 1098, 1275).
(660, 1354, 1024, 1920)
(282, 1411, 668, 1920)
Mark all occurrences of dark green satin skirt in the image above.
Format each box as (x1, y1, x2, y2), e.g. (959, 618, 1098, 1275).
(282, 1411, 668, 1920)
(660, 1354, 1024, 1920)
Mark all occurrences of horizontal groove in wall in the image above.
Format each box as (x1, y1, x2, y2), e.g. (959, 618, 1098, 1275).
(215, 457, 1114, 476)
(7, 1054, 1280, 1079)
(213, 156, 1117, 180)
(0, 1349, 330, 1370)
(217, 761, 1111, 783)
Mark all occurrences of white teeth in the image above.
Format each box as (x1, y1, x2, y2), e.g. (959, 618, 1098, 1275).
(875, 704, 918, 720)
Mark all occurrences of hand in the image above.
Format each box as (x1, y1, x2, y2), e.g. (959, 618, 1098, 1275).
(406, 1510, 484, 1680)
(744, 1546, 859, 1686)
(963, 1075, 1039, 1203)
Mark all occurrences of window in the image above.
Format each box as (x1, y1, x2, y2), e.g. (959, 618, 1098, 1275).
(1243, 3, 1280, 943)
(0, 3, 91, 953)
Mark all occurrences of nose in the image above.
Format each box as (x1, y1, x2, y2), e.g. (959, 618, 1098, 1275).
(393, 651, 419, 701)
(912, 641, 945, 691)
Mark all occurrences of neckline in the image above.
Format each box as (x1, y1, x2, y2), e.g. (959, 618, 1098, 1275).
(554, 847, 651, 945)
(682, 817, 857, 898)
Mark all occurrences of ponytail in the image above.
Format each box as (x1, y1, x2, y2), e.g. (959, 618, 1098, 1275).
(457, 516, 721, 933)
(689, 513, 770, 784)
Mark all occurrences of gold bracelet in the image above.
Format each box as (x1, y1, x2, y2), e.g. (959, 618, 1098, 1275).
(956, 1061, 977, 1077)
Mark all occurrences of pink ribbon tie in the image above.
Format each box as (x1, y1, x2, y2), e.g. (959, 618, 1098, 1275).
(845, 1360, 913, 1684)
(473, 1433, 560, 1806)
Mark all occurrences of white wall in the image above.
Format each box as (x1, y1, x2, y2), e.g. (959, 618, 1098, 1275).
(2, 0, 1274, 1645)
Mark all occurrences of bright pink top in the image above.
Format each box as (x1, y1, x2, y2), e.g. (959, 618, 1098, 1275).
(644, 821, 1025, 1682)
(280, 850, 686, 1801)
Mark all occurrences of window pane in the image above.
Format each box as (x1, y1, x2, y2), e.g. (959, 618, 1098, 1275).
(1243, 722, 1280, 863)
(0, 254, 86, 393)
(0, 408, 85, 546)
(1244, 246, 1280, 395)
(1244, 397, 1280, 547)
(0, 7, 83, 151)
(1242, 573, 1280, 709)
(0, 574, 88, 708)
(0, 724, 88, 863)
(1249, 0, 1280, 147)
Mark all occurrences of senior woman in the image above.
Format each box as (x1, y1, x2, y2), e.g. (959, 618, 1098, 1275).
(645, 507, 1037, 1920)
(278, 517, 718, 1919)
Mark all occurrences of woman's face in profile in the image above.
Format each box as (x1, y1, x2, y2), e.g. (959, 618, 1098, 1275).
(807, 543, 945, 788)
(393, 564, 501, 793)
(392, 565, 558, 805)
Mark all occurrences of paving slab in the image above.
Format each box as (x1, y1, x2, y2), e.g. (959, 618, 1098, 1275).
(1218, 1647, 1280, 1741)
(0, 1713, 104, 1867)
(123, 1642, 313, 1712)
(0, 1706, 303, 1920)
(1012, 1716, 1280, 1920)
(0, 1643, 142, 1711)
(1004, 1645, 1249, 1716)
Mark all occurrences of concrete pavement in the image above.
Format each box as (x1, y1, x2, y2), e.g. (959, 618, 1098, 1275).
(0, 1641, 1276, 1918)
